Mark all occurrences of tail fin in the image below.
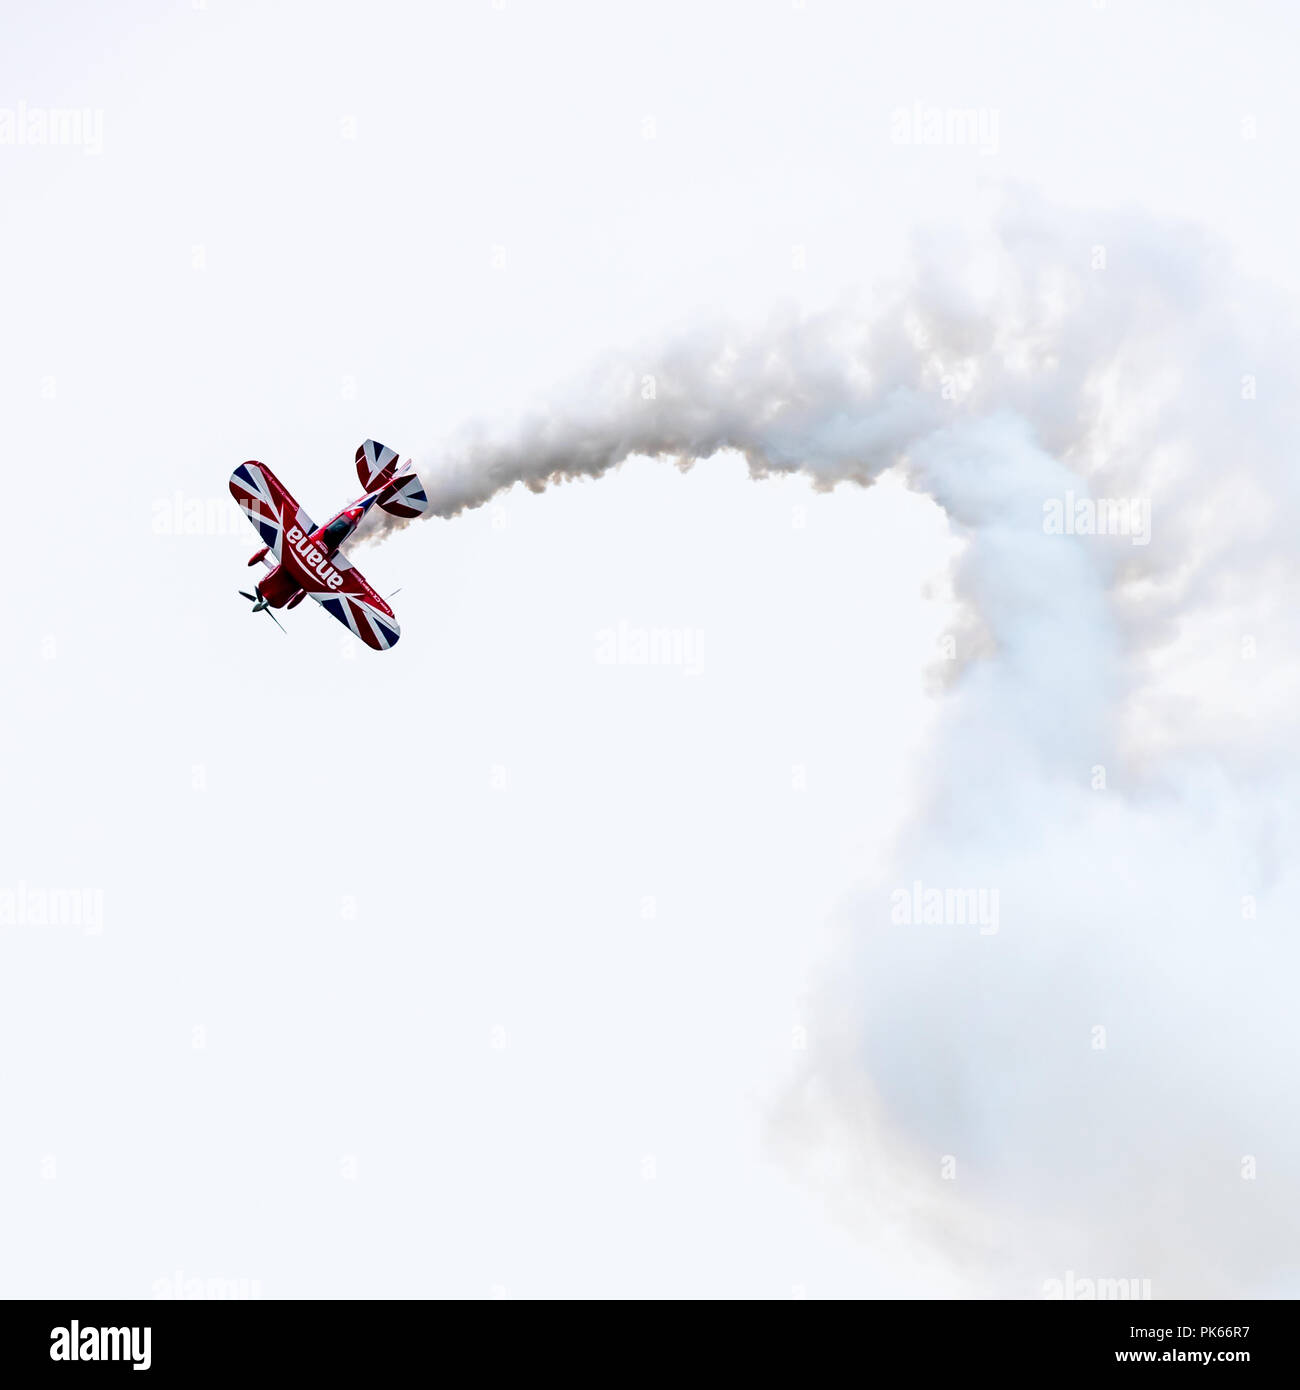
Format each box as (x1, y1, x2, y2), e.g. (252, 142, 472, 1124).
(375, 462, 429, 520)
(356, 439, 401, 493)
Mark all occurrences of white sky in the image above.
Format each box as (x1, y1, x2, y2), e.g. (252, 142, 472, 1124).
(1, 0, 1296, 1297)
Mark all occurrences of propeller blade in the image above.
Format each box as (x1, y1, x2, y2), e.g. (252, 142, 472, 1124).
(238, 590, 257, 602)
(265, 609, 286, 634)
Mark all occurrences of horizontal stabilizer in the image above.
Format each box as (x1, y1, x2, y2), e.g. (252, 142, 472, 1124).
(356, 439, 401, 494)
(376, 464, 429, 520)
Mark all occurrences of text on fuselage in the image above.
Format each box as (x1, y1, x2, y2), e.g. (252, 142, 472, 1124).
(287, 525, 345, 589)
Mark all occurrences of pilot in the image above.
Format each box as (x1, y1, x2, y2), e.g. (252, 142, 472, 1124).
(321, 515, 352, 552)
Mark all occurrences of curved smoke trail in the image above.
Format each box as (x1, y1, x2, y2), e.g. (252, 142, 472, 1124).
(372, 192, 1300, 1295)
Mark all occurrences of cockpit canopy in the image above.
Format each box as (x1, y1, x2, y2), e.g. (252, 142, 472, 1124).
(322, 516, 352, 550)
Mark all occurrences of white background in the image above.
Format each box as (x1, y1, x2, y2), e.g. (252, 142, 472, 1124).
(1, 0, 1296, 1297)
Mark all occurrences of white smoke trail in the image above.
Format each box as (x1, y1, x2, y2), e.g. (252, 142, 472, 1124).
(374, 191, 1300, 1295)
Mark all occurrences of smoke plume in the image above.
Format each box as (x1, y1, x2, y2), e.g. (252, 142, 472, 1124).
(372, 192, 1300, 1295)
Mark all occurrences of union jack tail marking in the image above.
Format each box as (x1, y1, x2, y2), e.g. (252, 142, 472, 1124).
(375, 465, 429, 520)
(356, 439, 401, 493)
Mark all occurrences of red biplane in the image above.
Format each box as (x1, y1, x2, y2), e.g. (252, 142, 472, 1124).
(229, 440, 427, 651)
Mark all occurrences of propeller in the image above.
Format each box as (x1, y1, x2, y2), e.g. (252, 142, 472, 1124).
(238, 589, 286, 634)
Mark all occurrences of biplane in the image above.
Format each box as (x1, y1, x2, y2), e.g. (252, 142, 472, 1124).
(229, 441, 426, 651)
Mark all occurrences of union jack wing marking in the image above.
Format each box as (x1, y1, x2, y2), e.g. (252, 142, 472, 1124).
(307, 553, 401, 651)
(228, 462, 316, 558)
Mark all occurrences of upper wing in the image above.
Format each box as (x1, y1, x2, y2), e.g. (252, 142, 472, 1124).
(304, 553, 401, 651)
(229, 462, 316, 558)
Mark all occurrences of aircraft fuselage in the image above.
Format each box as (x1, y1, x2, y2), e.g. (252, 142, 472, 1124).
(251, 493, 378, 608)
